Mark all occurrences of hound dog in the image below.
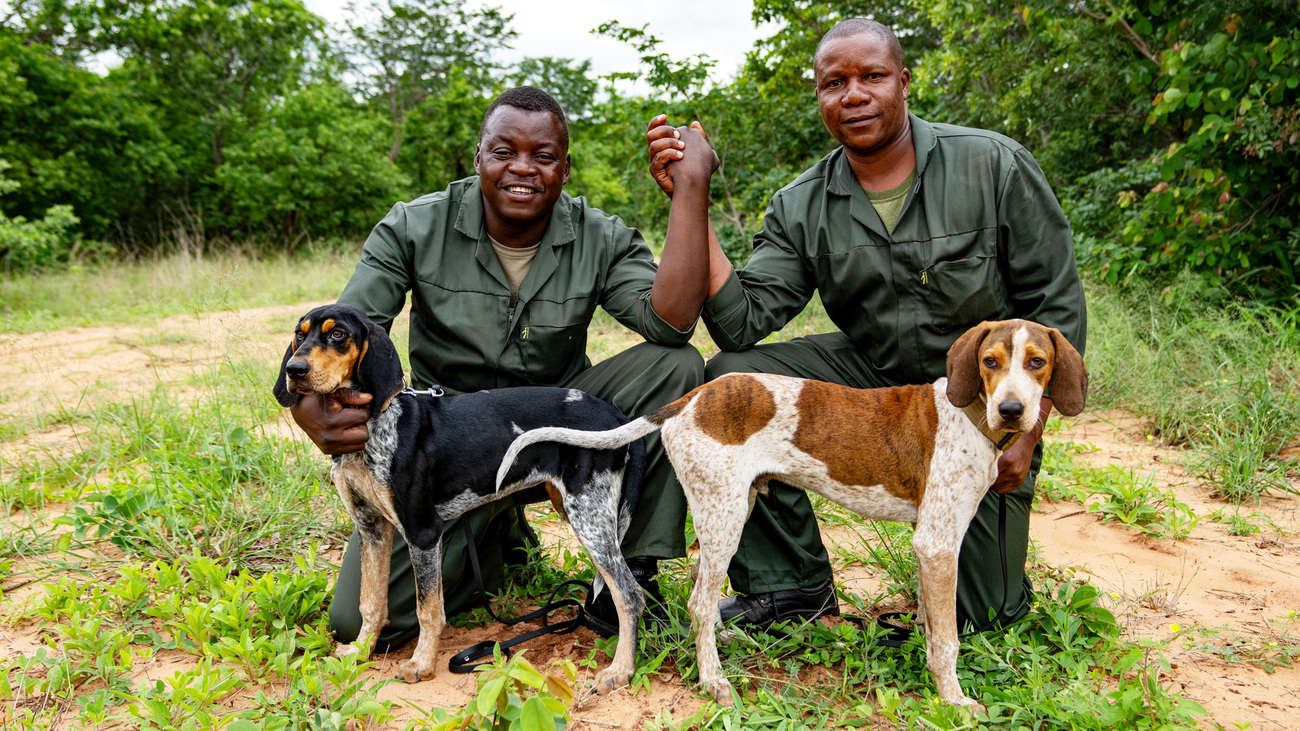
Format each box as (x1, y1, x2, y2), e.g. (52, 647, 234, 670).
(272, 303, 646, 693)
(498, 319, 1087, 708)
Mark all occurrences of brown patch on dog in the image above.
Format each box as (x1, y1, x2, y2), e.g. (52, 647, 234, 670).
(792, 381, 938, 503)
(299, 319, 311, 334)
(544, 481, 569, 522)
(692, 374, 777, 445)
(321, 318, 336, 333)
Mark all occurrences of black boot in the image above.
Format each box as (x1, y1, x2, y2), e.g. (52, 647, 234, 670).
(717, 578, 839, 630)
(584, 557, 668, 638)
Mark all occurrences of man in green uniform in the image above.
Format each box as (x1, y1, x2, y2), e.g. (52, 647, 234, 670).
(647, 19, 1086, 631)
(292, 86, 719, 645)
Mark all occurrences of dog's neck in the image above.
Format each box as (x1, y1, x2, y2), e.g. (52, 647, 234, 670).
(961, 399, 1022, 452)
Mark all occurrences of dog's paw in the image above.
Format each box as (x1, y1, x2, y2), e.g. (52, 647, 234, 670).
(333, 643, 362, 659)
(593, 667, 631, 694)
(705, 678, 734, 706)
(953, 697, 985, 714)
(395, 659, 436, 684)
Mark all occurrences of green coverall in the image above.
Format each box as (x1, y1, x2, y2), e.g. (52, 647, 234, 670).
(701, 114, 1087, 629)
(329, 177, 702, 647)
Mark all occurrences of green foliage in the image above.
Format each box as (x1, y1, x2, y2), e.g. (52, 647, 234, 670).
(216, 84, 410, 247)
(0, 159, 82, 272)
(412, 649, 576, 731)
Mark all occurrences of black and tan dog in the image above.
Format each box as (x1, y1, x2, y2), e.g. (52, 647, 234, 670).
(272, 303, 646, 691)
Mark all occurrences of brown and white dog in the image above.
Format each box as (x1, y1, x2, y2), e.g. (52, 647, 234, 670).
(498, 319, 1086, 708)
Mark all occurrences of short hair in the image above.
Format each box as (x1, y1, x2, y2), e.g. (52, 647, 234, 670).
(479, 86, 569, 148)
(814, 18, 905, 71)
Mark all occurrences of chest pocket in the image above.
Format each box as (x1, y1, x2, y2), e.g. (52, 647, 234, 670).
(512, 295, 595, 385)
(923, 255, 1010, 333)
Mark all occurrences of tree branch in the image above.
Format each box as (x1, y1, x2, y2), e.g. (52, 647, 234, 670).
(1073, 1, 1159, 66)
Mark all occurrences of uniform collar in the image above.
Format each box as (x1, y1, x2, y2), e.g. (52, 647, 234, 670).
(453, 176, 578, 248)
(453, 177, 576, 301)
(825, 113, 936, 197)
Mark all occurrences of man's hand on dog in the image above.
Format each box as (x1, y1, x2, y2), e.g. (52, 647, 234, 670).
(991, 397, 1054, 494)
(646, 115, 720, 197)
(290, 389, 372, 455)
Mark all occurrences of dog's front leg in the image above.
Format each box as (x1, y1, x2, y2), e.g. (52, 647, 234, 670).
(911, 524, 981, 710)
(397, 532, 444, 682)
(337, 510, 394, 660)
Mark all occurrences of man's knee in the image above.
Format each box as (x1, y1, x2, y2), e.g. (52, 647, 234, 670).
(638, 342, 705, 394)
(328, 596, 362, 644)
(705, 349, 762, 380)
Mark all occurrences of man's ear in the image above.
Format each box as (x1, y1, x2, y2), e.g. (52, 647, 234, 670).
(946, 322, 992, 408)
(272, 342, 299, 408)
(562, 152, 572, 185)
(473, 144, 482, 174)
(1047, 328, 1088, 416)
(355, 322, 405, 419)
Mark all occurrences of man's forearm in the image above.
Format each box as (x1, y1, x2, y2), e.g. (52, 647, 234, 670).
(652, 177, 712, 330)
(705, 219, 734, 298)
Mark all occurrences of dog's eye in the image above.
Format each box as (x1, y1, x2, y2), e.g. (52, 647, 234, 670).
(983, 357, 997, 368)
(1028, 357, 1046, 369)
(295, 331, 304, 340)
(329, 331, 345, 340)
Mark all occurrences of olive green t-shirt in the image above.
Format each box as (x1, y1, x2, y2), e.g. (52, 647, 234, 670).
(864, 168, 916, 235)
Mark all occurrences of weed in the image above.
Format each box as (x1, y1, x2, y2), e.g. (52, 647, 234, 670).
(1182, 613, 1300, 673)
(406, 648, 574, 731)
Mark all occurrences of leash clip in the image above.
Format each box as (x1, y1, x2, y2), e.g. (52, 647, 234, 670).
(401, 384, 446, 398)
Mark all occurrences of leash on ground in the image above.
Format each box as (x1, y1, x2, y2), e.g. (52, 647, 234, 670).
(448, 519, 594, 673)
(450, 492, 1011, 670)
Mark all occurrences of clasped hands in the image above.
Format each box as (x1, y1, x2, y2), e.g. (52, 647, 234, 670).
(645, 114, 719, 197)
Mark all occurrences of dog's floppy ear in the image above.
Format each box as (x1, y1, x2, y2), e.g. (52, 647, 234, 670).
(946, 322, 993, 408)
(1047, 327, 1088, 416)
(272, 342, 299, 408)
(355, 321, 405, 419)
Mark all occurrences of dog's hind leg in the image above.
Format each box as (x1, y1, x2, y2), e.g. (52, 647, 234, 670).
(683, 472, 751, 707)
(565, 481, 645, 694)
(398, 534, 444, 683)
(337, 509, 393, 660)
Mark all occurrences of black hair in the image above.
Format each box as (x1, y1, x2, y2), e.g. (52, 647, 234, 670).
(479, 86, 569, 148)
(814, 18, 905, 71)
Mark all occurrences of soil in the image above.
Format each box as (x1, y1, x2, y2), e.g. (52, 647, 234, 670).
(2, 306, 1298, 729)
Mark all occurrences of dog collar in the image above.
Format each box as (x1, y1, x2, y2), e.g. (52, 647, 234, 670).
(401, 385, 446, 398)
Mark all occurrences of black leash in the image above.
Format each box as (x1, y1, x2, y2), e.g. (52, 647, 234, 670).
(448, 519, 594, 673)
(864, 492, 1010, 647)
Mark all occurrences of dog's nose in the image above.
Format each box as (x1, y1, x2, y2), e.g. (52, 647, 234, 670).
(998, 401, 1024, 421)
(285, 360, 310, 378)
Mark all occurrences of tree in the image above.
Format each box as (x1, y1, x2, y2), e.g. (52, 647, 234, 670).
(341, 0, 514, 162)
(101, 0, 324, 169)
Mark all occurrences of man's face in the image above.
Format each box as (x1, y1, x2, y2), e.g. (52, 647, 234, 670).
(474, 106, 571, 231)
(814, 33, 911, 157)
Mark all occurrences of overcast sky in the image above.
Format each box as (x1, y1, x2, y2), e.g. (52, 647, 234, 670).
(303, 0, 776, 90)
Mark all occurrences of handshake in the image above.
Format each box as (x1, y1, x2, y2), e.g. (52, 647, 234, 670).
(645, 114, 721, 198)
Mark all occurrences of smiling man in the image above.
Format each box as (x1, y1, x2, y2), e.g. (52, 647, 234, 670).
(648, 19, 1086, 633)
(292, 86, 717, 648)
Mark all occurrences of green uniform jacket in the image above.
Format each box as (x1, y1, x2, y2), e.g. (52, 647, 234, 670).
(339, 177, 693, 394)
(704, 114, 1087, 384)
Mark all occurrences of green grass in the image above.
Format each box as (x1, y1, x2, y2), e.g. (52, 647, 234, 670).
(1086, 283, 1300, 503)
(0, 245, 358, 333)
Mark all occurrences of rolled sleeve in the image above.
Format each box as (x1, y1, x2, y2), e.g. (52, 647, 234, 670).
(598, 225, 695, 346)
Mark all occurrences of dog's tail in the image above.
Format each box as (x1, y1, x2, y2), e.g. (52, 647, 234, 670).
(495, 396, 689, 492)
